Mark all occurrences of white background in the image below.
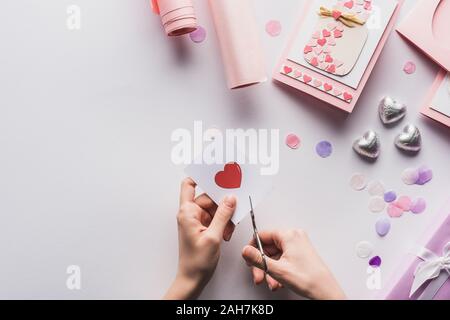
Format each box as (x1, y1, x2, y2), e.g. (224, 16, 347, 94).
(0, 0, 449, 299)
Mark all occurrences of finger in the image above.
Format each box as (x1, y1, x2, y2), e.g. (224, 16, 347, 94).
(252, 267, 265, 285)
(242, 245, 282, 278)
(180, 178, 196, 205)
(247, 239, 280, 257)
(195, 194, 217, 212)
(265, 275, 282, 291)
(206, 195, 236, 240)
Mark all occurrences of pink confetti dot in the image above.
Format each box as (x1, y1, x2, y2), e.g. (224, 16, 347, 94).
(396, 196, 412, 211)
(189, 26, 207, 43)
(265, 20, 282, 37)
(387, 203, 404, 218)
(285, 133, 300, 149)
(403, 61, 416, 74)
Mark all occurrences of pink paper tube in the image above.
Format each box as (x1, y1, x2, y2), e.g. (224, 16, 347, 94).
(208, 0, 267, 89)
(155, 0, 198, 36)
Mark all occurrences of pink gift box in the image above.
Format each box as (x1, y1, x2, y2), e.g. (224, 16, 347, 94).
(384, 199, 450, 300)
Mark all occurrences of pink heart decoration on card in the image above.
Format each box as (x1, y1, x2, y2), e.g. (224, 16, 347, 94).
(303, 74, 312, 83)
(364, 1, 372, 10)
(324, 83, 333, 91)
(304, 45, 313, 54)
(312, 31, 320, 39)
(344, 1, 354, 9)
(293, 70, 302, 78)
(314, 47, 323, 55)
(334, 30, 343, 38)
(333, 88, 342, 96)
(325, 55, 333, 63)
(283, 66, 292, 74)
(313, 79, 322, 87)
(322, 29, 331, 37)
(311, 57, 319, 66)
(327, 64, 336, 73)
(328, 38, 336, 46)
(317, 38, 327, 46)
(332, 10, 342, 20)
(344, 92, 353, 101)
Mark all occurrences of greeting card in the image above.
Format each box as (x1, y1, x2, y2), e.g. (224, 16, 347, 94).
(273, 0, 402, 113)
(397, 0, 450, 72)
(421, 70, 450, 128)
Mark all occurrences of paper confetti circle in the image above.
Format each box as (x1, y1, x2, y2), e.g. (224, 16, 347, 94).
(189, 26, 207, 43)
(375, 217, 391, 237)
(387, 203, 404, 218)
(411, 198, 426, 214)
(356, 241, 374, 259)
(315, 141, 333, 158)
(416, 166, 433, 185)
(285, 133, 300, 149)
(368, 181, 385, 196)
(403, 61, 416, 75)
(369, 196, 386, 213)
(350, 173, 367, 191)
(265, 20, 282, 37)
(401, 168, 419, 185)
(384, 191, 397, 203)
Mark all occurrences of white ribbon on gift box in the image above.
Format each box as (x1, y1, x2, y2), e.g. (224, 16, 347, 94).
(410, 242, 450, 299)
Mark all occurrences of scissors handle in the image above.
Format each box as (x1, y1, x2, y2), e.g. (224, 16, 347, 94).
(254, 231, 268, 274)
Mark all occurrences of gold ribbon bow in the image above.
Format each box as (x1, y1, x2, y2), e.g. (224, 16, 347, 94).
(319, 6, 365, 28)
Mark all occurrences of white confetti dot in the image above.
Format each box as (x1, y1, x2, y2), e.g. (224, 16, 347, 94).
(356, 241, 374, 259)
(368, 180, 385, 196)
(350, 173, 367, 191)
(368, 196, 386, 213)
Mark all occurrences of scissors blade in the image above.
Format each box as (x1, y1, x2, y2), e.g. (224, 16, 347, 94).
(248, 196, 268, 273)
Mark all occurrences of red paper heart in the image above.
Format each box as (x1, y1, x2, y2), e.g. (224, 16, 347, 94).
(344, 1, 354, 9)
(332, 10, 342, 20)
(344, 92, 353, 101)
(303, 74, 312, 83)
(283, 66, 292, 74)
(214, 162, 242, 189)
(317, 38, 327, 46)
(324, 83, 333, 91)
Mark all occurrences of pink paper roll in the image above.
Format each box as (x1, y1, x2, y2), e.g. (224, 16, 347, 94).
(154, 0, 198, 37)
(208, 0, 266, 89)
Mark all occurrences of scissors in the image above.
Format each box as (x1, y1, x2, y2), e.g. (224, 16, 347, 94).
(249, 195, 268, 274)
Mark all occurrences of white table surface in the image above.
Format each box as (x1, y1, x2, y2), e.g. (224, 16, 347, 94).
(1, 0, 449, 299)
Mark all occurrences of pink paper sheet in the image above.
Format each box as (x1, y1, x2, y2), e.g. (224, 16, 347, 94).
(208, 0, 266, 89)
(421, 69, 450, 129)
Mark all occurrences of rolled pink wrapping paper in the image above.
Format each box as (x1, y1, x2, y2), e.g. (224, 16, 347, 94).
(208, 0, 266, 89)
(153, 0, 198, 36)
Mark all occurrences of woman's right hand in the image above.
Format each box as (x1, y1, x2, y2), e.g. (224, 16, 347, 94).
(242, 229, 346, 300)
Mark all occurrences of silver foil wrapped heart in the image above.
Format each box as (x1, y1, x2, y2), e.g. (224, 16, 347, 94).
(353, 130, 380, 160)
(395, 124, 422, 153)
(379, 96, 407, 125)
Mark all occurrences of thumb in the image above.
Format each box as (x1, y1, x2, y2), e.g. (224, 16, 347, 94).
(242, 245, 283, 278)
(207, 195, 236, 239)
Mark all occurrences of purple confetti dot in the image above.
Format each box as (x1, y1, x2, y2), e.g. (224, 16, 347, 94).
(415, 166, 433, 186)
(375, 217, 391, 237)
(411, 198, 427, 214)
(189, 26, 206, 43)
(384, 191, 397, 203)
(315, 141, 333, 158)
(369, 256, 382, 267)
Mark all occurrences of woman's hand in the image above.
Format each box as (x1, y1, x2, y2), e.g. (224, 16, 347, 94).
(164, 178, 236, 300)
(242, 229, 345, 300)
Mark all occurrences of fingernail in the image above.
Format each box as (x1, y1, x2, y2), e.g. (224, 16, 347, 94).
(224, 195, 236, 208)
